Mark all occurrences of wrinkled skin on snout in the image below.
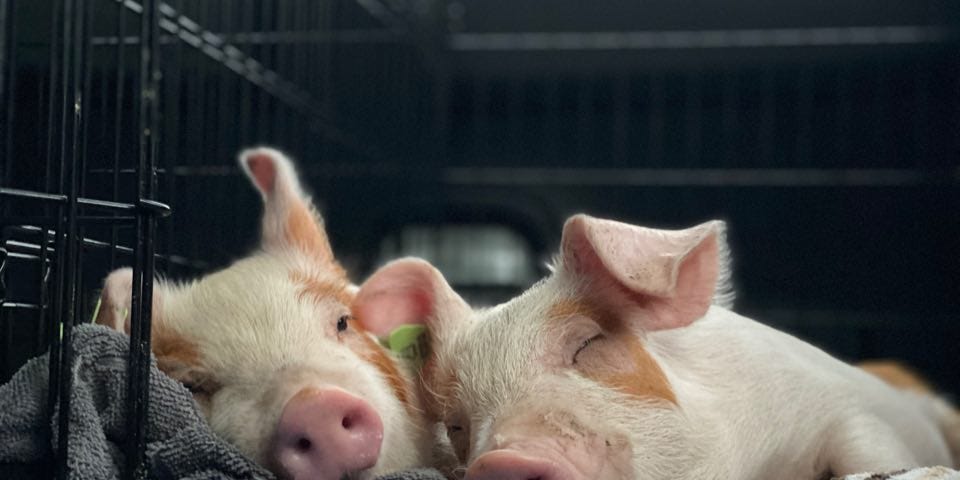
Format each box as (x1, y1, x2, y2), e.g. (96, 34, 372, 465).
(96, 148, 433, 480)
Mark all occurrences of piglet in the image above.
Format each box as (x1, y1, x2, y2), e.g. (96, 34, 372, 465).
(95, 148, 433, 480)
(354, 214, 960, 479)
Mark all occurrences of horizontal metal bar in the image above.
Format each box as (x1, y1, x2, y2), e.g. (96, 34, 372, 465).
(1, 302, 45, 310)
(87, 168, 167, 175)
(1, 188, 170, 215)
(3, 250, 45, 261)
(3, 239, 55, 254)
(170, 162, 404, 177)
(1, 226, 208, 270)
(448, 25, 956, 51)
(443, 167, 958, 187)
(92, 29, 401, 46)
(0, 187, 67, 203)
(0, 215, 137, 226)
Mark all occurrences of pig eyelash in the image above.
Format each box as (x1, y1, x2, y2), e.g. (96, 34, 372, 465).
(572, 334, 603, 364)
(336, 314, 350, 332)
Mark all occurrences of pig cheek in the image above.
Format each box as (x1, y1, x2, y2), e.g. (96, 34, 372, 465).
(207, 387, 277, 463)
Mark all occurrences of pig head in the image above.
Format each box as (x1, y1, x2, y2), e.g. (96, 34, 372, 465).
(354, 214, 732, 479)
(96, 148, 432, 480)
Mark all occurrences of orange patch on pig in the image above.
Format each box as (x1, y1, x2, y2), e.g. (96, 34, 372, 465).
(859, 360, 933, 394)
(150, 324, 213, 390)
(290, 271, 353, 307)
(548, 299, 676, 404)
(286, 201, 338, 265)
(350, 318, 413, 409)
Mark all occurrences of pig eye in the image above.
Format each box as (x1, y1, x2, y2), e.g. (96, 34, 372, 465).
(336, 315, 350, 332)
(572, 334, 602, 364)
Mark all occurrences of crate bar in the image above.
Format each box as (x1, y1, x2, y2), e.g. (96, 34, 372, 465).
(53, 0, 87, 475)
(0, 187, 147, 212)
(43, 1, 64, 471)
(125, 0, 159, 476)
(111, 0, 128, 269)
(0, 0, 15, 182)
(447, 26, 956, 51)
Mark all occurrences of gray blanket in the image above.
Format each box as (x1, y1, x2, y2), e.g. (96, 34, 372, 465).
(0, 324, 445, 480)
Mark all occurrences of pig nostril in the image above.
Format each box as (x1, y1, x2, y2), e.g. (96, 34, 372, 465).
(341, 410, 363, 430)
(295, 437, 311, 452)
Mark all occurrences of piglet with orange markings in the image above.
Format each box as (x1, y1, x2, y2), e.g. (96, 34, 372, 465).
(95, 148, 433, 480)
(355, 214, 960, 480)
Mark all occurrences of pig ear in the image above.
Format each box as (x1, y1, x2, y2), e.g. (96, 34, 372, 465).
(239, 147, 334, 264)
(560, 214, 733, 331)
(353, 258, 470, 339)
(95, 267, 165, 334)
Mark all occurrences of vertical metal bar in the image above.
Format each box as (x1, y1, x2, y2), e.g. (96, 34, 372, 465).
(36, 228, 52, 357)
(44, 0, 65, 459)
(55, 0, 86, 475)
(186, 7, 201, 262)
(162, 0, 184, 273)
(257, 1, 272, 141)
(78, 0, 94, 198)
(110, 0, 127, 268)
(278, 0, 290, 147)
(239, 0, 252, 144)
(126, 0, 159, 477)
(0, 0, 15, 183)
(45, 0, 63, 194)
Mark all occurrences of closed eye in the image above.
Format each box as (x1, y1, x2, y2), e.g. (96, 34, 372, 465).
(573, 334, 602, 364)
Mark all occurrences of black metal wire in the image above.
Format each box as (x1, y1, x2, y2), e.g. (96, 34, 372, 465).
(53, 0, 85, 475)
(0, 0, 14, 183)
(125, 0, 160, 476)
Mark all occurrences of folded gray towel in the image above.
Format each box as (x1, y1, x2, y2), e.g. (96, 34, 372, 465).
(0, 324, 446, 480)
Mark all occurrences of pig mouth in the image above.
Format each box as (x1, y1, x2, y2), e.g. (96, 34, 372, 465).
(471, 440, 631, 480)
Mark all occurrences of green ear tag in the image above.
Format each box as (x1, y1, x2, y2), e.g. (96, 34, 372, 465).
(383, 325, 429, 368)
(90, 296, 103, 324)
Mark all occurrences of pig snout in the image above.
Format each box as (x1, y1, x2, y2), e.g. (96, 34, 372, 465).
(272, 387, 384, 480)
(466, 450, 573, 480)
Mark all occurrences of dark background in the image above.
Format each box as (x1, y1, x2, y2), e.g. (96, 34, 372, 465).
(1, 0, 958, 397)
